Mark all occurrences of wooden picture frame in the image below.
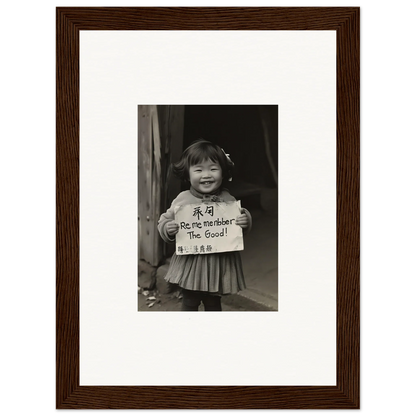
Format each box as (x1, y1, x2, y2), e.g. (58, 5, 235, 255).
(56, 7, 359, 409)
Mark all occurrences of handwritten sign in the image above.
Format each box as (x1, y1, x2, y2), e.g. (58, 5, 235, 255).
(174, 201, 244, 255)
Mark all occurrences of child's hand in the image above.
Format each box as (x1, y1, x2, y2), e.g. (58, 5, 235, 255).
(236, 212, 249, 229)
(166, 221, 179, 236)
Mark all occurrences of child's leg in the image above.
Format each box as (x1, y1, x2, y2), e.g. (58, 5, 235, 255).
(181, 289, 201, 311)
(201, 293, 222, 311)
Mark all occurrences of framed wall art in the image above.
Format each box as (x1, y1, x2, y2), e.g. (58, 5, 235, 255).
(56, 7, 359, 409)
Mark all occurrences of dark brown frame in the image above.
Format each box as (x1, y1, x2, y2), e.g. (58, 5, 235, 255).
(56, 7, 359, 409)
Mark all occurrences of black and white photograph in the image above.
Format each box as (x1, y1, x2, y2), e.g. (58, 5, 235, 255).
(138, 105, 278, 311)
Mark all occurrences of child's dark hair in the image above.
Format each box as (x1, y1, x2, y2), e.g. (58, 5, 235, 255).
(172, 139, 234, 183)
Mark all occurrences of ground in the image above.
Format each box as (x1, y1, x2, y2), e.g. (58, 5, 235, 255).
(138, 286, 275, 312)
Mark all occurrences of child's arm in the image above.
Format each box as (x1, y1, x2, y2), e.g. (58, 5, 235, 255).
(221, 190, 253, 234)
(166, 221, 179, 237)
(157, 195, 182, 243)
(158, 211, 178, 243)
(236, 208, 252, 234)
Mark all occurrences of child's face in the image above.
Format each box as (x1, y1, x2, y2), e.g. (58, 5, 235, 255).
(189, 159, 223, 194)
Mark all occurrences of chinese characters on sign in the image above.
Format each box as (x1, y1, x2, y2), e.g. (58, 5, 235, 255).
(174, 201, 244, 255)
(192, 205, 214, 221)
(177, 244, 214, 254)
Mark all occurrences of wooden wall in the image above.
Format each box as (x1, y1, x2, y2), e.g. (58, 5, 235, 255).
(138, 105, 184, 267)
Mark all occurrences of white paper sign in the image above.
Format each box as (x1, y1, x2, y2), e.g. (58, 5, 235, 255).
(174, 201, 244, 255)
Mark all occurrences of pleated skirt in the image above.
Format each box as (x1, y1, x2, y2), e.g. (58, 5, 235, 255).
(164, 252, 246, 295)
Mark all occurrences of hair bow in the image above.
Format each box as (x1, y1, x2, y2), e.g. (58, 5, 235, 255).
(221, 148, 234, 166)
(221, 148, 234, 182)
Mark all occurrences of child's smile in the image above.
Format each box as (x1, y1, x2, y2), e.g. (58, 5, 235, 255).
(189, 159, 223, 194)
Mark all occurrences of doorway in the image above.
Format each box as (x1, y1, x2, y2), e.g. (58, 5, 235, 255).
(181, 105, 279, 309)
